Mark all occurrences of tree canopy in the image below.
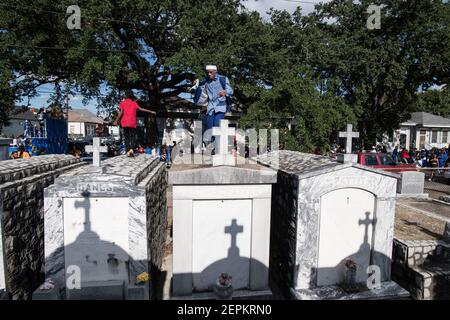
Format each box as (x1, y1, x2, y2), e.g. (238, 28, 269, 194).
(1, 0, 449, 151)
(415, 86, 450, 117)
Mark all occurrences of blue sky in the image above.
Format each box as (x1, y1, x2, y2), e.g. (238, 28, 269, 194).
(24, 1, 325, 115)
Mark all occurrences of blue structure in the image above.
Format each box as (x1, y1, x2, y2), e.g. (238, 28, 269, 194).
(15, 117, 68, 156)
(31, 118, 68, 154)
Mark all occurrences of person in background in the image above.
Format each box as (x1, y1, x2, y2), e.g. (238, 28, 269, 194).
(429, 153, 439, 182)
(439, 148, 448, 174)
(400, 148, 411, 164)
(114, 90, 156, 157)
(18, 145, 31, 159)
(392, 146, 399, 163)
(9, 151, 19, 160)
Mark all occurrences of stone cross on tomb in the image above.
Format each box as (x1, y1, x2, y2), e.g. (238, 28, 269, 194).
(212, 119, 236, 166)
(339, 124, 360, 154)
(225, 219, 243, 257)
(85, 137, 108, 167)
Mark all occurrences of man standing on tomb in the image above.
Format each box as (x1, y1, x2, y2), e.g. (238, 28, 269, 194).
(194, 65, 233, 131)
(114, 90, 156, 157)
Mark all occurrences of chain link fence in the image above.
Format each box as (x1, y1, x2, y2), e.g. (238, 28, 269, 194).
(419, 168, 450, 198)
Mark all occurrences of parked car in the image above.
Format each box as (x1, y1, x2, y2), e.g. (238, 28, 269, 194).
(358, 152, 417, 173)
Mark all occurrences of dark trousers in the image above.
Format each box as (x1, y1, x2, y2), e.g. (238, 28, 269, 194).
(203, 112, 226, 143)
(123, 127, 136, 151)
(205, 112, 225, 130)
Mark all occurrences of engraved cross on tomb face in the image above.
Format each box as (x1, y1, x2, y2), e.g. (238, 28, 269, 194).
(225, 219, 243, 257)
(339, 124, 360, 154)
(212, 119, 236, 166)
(85, 137, 108, 167)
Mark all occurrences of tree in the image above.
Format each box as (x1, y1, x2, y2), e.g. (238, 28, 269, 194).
(240, 69, 355, 153)
(0, 0, 271, 114)
(2, 0, 449, 151)
(301, 0, 450, 147)
(415, 86, 450, 117)
(0, 65, 14, 133)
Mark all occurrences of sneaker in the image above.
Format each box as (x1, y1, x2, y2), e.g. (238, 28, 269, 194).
(127, 149, 135, 157)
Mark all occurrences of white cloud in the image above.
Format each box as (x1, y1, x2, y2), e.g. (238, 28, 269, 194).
(242, 0, 326, 19)
(70, 95, 84, 102)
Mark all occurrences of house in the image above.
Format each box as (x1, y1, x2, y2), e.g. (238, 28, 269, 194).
(68, 109, 105, 139)
(0, 107, 40, 138)
(381, 112, 450, 151)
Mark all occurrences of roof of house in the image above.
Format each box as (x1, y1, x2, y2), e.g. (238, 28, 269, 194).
(409, 112, 450, 127)
(68, 109, 104, 125)
(8, 107, 40, 121)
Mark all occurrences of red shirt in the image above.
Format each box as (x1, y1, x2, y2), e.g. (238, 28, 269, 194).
(119, 99, 139, 128)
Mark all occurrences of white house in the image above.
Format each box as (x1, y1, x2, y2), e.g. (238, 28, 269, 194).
(68, 109, 104, 139)
(381, 112, 450, 151)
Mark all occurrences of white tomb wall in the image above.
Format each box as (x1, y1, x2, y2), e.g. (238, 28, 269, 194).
(192, 199, 252, 291)
(63, 197, 130, 283)
(170, 164, 277, 298)
(317, 188, 375, 286)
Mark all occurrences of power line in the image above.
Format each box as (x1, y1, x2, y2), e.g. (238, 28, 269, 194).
(276, 0, 325, 4)
(0, 44, 140, 54)
(0, 44, 310, 63)
(0, 3, 172, 28)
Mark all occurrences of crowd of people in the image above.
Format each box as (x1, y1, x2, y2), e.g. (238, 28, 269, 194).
(388, 145, 449, 169)
(69, 139, 175, 166)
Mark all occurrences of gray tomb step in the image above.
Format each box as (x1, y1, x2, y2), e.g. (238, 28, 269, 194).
(67, 281, 125, 300)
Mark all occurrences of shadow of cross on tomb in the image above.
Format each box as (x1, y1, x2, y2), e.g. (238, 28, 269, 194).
(225, 219, 243, 258)
(359, 212, 377, 249)
(85, 137, 108, 167)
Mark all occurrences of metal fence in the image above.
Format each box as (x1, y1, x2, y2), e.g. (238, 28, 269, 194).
(372, 167, 450, 198)
(420, 168, 450, 197)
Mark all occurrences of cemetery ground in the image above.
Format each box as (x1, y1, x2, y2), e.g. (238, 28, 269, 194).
(395, 200, 448, 241)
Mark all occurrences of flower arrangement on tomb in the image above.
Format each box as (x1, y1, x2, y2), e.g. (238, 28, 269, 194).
(342, 259, 359, 293)
(218, 273, 232, 287)
(213, 273, 234, 300)
(135, 272, 149, 285)
(39, 278, 55, 291)
(344, 259, 357, 270)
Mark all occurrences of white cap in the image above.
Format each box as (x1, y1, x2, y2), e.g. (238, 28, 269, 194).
(205, 65, 217, 71)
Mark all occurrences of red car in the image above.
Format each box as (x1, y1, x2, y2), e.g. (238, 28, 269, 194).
(357, 152, 417, 173)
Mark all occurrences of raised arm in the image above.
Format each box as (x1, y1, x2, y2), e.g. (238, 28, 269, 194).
(138, 106, 157, 116)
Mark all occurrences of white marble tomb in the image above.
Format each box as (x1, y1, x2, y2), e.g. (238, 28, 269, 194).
(169, 161, 277, 298)
(37, 154, 167, 300)
(258, 150, 409, 300)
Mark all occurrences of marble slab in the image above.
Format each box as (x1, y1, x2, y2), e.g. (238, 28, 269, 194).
(42, 155, 161, 297)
